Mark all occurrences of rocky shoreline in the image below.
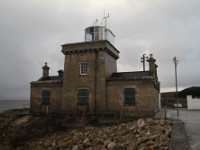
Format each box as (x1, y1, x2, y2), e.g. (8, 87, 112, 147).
(0, 109, 173, 150)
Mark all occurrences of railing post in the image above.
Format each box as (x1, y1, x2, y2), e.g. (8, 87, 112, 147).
(82, 106, 86, 121)
(164, 105, 167, 119)
(46, 106, 49, 114)
(120, 108, 123, 120)
(142, 107, 144, 117)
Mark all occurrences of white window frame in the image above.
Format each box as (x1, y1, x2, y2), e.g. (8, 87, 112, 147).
(80, 63, 88, 75)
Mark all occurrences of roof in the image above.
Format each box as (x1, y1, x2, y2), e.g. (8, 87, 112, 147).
(38, 76, 63, 81)
(111, 71, 151, 78)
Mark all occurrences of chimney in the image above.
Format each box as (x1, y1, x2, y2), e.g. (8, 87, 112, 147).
(42, 62, 50, 78)
(147, 54, 156, 76)
(155, 64, 158, 82)
(57, 69, 64, 77)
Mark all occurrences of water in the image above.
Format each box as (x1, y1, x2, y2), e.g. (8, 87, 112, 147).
(0, 100, 30, 112)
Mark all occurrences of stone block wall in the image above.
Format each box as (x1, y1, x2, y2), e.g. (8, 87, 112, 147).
(61, 52, 96, 112)
(61, 41, 119, 113)
(30, 81, 63, 113)
(106, 78, 159, 116)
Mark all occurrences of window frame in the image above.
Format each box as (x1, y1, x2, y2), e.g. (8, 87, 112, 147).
(124, 88, 136, 105)
(80, 62, 88, 75)
(41, 90, 51, 104)
(77, 89, 88, 105)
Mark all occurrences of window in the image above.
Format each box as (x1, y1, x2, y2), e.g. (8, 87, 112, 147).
(80, 63, 88, 75)
(41, 90, 51, 104)
(77, 89, 88, 105)
(124, 88, 136, 105)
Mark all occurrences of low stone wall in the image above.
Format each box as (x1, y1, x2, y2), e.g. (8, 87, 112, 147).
(187, 95, 200, 110)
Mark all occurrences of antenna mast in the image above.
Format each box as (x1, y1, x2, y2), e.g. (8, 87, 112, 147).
(141, 54, 149, 71)
(104, 11, 109, 40)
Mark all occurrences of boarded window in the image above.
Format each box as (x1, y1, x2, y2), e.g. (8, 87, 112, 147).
(77, 89, 88, 105)
(124, 88, 136, 105)
(80, 63, 88, 75)
(42, 90, 51, 104)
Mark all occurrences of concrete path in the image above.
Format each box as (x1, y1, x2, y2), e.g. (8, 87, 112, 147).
(156, 108, 200, 150)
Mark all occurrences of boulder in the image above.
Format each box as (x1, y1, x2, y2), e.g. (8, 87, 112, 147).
(146, 140, 156, 146)
(127, 142, 138, 150)
(44, 140, 52, 147)
(160, 146, 169, 150)
(150, 125, 166, 132)
(147, 134, 160, 141)
(72, 145, 79, 150)
(104, 139, 111, 146)
(137, 119, 146, 128)
(130, 125, 137, 131)
(159, 134, 168, 142)
(107, 142, 117, 150)
(158, 119, 165, 125)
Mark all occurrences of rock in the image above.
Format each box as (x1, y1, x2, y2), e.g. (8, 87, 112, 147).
(137, 129, 146, 137)
(86, 147, 93, 150)
(159, 119, 165, 125)
(138, 137, 148, 144)
(44, 140, 52, 147)
(11, 116, 32, 126)
(165, 128, 172, 137)
(137, 148, 145, 150)
(145, 130, 151, 136)
(137, 143, 146, 149)
(137, 119, 145, 128)
(83, 138, 90, 144)
(147, 134, 160, 141)
(104, 139, 111, 146)
(160, 146, 169, 150)
(85, 131, 91, 136)
(83, 138, 91, 147)
(146, 140, 156, 146)
(145, 146, 154, 150)
(127, 141, 138, 150)
(33, 146, 43, 150)
(159, 134, 167, 142)
(37, 141, 43, 146)
(46, 147, 55, 150)
(52, 141, 56, 147)
(120, 123, 126, 126)
(57, 141, 68, 149)
(78, 144, 84, 149)
(100, 147, 107, 150)
(150, 125, 166, 132)
(72, 145, 79, 150)
(117, 126, 122, 131)
(118, 143, 128, 149)
(130, 125, 137, 131)
(94, 138, 103, 144)
(107, 142, 117, 150)
(146, 118, 156, 125)
(136, 128, 142, 134)
(153, 143, 159, 149)
(160, 141, 169, 146)
(165, 120, 173, 125)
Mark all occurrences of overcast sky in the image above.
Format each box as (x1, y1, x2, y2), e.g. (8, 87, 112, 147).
(0, 0, 200, 100)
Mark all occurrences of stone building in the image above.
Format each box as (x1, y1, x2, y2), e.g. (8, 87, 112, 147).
(30, 26, 160, 116)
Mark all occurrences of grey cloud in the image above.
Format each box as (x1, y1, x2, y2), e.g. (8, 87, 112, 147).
(0, 0, 199, 99)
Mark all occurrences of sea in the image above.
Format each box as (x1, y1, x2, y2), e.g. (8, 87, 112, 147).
(0, 100, 30, 112)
